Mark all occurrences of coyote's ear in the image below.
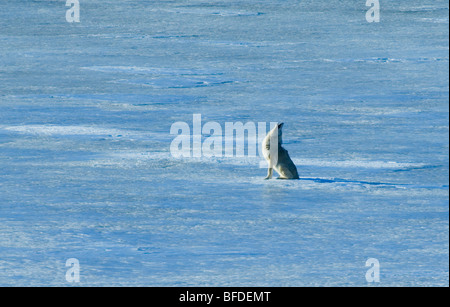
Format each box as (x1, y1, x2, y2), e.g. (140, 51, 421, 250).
(278, 123, 284, 129)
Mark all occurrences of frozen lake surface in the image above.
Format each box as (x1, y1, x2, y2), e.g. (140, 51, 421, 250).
(0, 0, 448, 286)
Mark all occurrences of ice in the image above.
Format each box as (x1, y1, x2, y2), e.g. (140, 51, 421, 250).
(2, 125, 128, 137)
(0, 0, 448, 286)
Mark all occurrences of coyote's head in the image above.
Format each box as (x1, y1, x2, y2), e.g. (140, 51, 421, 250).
(268, 122, 283, 145)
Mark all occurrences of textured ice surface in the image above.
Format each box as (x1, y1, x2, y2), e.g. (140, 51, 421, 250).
(0, 0, 448, 286)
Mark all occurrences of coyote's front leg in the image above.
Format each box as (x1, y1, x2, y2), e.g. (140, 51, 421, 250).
(265, 167, 273, 180)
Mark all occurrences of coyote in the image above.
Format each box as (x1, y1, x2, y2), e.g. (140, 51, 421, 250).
(262, 123, 299, 180)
